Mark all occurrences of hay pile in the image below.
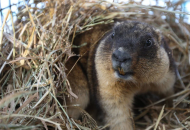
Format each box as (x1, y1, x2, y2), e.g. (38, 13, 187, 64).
(0, 0, 190, 129)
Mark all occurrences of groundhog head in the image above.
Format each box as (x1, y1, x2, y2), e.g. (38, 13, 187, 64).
(102, 21, 170, 84)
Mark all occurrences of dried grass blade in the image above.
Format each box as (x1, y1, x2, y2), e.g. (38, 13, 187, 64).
(167, 34, 185, 54)
(32, 87, 51, 109)
(19, 23, 29, 39)
(23, 0, 35, 27)
(8, 56, 40, 64)
(3, 32, 28, 48)
(0, 114, 62, 130)
(0, 49, 13, 74)
(21, 27, 35, 65)
(10, 11, 16, 59)
(47, 88, 72, 129)
(122, 4, 190, 15)
(0, 91, 29, 109)
(154, 105, 165, 130)
(0, 10, 11, 51)
(145, 89, 190, 108)
(14, 93, 38, 114)
(104, 12, 144, 19)
(41, 120, 48, 130)
(66, 80, 78, 99)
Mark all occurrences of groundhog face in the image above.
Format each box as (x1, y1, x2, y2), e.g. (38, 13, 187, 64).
(108, 21, 170, 83)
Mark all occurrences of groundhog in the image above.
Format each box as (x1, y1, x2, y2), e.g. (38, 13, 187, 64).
(66, 21, 176, 130)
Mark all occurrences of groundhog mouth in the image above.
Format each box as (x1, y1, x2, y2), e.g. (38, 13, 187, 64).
(118, 67, 126, 75)
(116, 67, 134, 78)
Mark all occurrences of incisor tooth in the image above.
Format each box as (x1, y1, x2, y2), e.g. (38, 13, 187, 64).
(118, 67, 125, 75)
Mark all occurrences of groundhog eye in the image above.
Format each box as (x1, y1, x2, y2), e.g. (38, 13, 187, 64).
(145, 39, 152, 47)
(111, 32, 115, 39)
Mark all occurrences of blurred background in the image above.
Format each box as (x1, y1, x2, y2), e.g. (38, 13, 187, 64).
(0, 0, 190, 28)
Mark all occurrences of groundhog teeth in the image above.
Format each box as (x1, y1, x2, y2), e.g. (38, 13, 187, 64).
(118, 67, 125, 75)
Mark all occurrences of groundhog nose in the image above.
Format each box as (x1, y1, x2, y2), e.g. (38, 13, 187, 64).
(112, 49, 132, 76)
(112, 49, 132, 63)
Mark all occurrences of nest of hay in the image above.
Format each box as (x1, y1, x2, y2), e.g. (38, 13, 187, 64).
(0, 0, 190, 129)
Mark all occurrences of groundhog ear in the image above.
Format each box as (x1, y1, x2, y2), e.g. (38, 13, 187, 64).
(154, 28, 162, 45)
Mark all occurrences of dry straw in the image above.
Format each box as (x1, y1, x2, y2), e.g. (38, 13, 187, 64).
(0, 0, 190, 129)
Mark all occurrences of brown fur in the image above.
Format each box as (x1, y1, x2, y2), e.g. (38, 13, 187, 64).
(66, 21, 176, 130)
(65, 57, 89, 119)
